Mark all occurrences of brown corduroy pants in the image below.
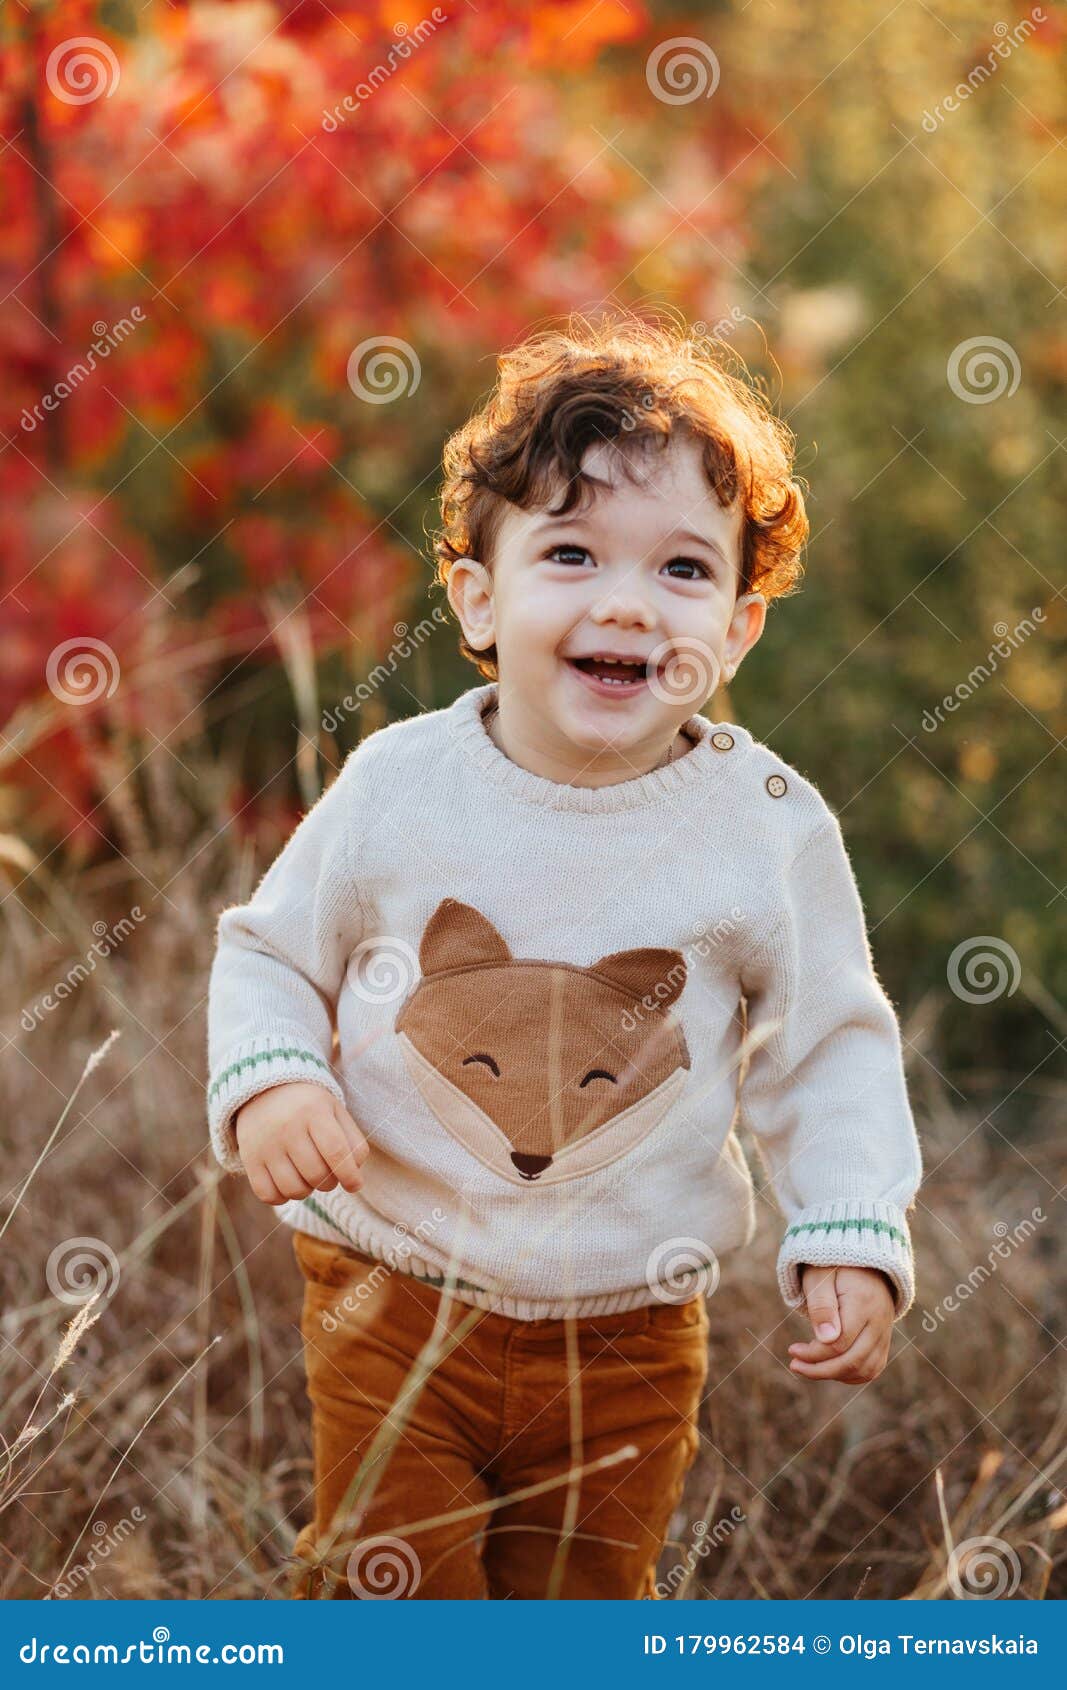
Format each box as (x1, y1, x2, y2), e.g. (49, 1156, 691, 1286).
(288, 1229, 710, 1600)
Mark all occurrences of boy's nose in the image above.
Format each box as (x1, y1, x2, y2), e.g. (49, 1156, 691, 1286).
(511, 1151, 553, 1180)
(591, 595, 655, 625)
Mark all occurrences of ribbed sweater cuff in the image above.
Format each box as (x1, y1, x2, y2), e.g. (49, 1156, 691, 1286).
(777, 1200, 915, 1320)
(206, 1035, 344, 1174)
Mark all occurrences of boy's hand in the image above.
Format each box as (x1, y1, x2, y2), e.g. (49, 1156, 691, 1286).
(788, 1264, 896, 1384)
(234, 1082, 369, 1206)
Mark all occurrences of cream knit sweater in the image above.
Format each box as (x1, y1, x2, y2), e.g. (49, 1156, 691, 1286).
(206, 681, 922, 1321)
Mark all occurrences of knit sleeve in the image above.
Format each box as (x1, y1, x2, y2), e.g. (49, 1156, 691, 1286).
(737, 813, 922, 1319)
(205, 755, 365, 1175)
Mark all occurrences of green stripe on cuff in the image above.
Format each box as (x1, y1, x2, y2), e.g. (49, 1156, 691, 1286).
(208, 1046, 331, 1103)
(784, 1217, 907, 1248)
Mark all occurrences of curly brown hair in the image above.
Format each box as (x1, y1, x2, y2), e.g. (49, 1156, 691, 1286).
(431, 309, 809, 680)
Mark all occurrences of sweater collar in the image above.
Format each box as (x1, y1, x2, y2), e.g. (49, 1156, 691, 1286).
(448, 682, 739, 814)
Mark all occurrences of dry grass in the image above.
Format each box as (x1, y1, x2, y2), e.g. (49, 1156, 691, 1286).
(2, 774, 1065, 1601)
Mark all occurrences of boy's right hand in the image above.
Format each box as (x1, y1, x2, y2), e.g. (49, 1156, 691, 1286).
(234, 1082, 369, 1206)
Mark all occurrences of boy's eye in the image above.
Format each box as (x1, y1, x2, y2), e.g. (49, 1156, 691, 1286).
(664, 556, 714, 581)
(546, 545, 713, 580)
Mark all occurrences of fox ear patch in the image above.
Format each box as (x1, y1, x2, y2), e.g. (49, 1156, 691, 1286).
(419, 898, 512, 976)
(589, 947, 688, 1010)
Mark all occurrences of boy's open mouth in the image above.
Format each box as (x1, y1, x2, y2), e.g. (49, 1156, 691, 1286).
(565, 654, 663, 693)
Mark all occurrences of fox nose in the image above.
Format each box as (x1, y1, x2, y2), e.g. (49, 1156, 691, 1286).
(511, 1152, 552, 1181)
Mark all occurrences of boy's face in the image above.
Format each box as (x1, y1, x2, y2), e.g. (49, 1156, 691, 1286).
(448, 428, 766, 782)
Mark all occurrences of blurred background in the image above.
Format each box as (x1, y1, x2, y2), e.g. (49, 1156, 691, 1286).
(1, 0, 1065, 1599)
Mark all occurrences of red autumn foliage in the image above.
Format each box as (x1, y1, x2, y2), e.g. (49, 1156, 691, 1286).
(1, 0, 770, 853)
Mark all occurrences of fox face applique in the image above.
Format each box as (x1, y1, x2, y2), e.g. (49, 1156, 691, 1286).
(394, 898, 691, 1186)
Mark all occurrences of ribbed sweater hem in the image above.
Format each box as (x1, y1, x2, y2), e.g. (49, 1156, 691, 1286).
(283, 1192, 708, 1321)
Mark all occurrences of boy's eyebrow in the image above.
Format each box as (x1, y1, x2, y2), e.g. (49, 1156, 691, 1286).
(664, 526, 733, 570)
(531, 514, 732, 570)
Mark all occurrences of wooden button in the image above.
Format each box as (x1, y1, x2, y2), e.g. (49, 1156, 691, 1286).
(711, 731, 734, 751)
(766, 773, 787, 798)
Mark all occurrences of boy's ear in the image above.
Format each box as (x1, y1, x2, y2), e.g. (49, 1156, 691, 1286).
(724, 590, 767, 677)
(447, 555, 495, 651)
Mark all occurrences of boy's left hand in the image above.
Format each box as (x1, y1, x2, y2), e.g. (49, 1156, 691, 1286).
(788, 1264, 896, 1383)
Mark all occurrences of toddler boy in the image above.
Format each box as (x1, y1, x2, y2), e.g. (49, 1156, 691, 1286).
(206, 314, 922, 1600)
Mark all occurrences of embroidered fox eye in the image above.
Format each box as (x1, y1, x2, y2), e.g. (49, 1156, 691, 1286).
(463, 1053, 500, 1076)
(580, 1069, 617, 1087)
